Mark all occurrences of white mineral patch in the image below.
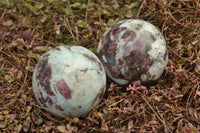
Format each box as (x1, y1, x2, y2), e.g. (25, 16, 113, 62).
(102, 55, 107, 63)
(148, 39, 166, 60)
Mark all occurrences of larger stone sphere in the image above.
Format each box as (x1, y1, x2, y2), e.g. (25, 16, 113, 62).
(32, 45, 106, 117)
(97, 19, 168, 85)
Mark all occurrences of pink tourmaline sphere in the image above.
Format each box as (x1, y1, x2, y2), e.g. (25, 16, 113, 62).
(32, 45, 106, 117)
(97, 19, 168, 85)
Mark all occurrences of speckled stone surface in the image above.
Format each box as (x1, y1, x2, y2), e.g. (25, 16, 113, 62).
(32, 45, 106, 117)
(97, 19, 168, 85)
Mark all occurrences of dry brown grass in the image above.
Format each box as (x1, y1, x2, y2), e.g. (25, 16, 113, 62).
(0, 0, 200, 132)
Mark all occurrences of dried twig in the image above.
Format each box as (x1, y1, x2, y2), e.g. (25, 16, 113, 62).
(67, 0, 75, 23)
(167, 45, 195, 64)
(32, 103, 72, 121)
(141, 95, 173, 133)
(85, 0, 91, 22)
(64, 15, 78, 42)
(136, 0, 146, 18)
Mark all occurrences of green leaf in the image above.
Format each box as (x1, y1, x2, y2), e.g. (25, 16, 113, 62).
(23, 116, 31, 132)
(126, 10, 132, 18)
(40, 15, 48, 23)
(27, 51, 40, 60)
(47, 0, 57, 3)
(189, 108, 198, 121)
(35, 117, 43, 125)
(35, 3, 44, 9)
(128, 2, 138, 9)
(107, 19, 116, 26)
(178, 59, 186, 64)
(27, 52, 37, 58)
(6, 119, 12, 126)
(103, 107, 109, 115)
(26, 66, 34, 72)
(0, 68, 4, 73)
(113, 3, 119, 9)
(23, 3, 38, 15)
(70, 2, 81, 8)
(77, 20, 90, 28)
(21, 113, 28, 119)
(131, 8, 138, 14)
(54, 25, 61, 35)
(0, 122, 7, 128)
(89, 48, 97, 54)
(64, 7, 70, 15)
(195, 67, 200, 74)
(2, 110, 9, 115)
(57, 125, 66, 132)
(15, 124, 22, 132)
(33, 46, 48, 52)
(128, 121, 133, 129)
(72, 117, 79, 123)
(5, 75, 14, 83)
(26, 106, 32, 113)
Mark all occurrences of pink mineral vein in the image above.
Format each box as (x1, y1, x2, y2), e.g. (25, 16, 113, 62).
(55, 79, 72, 99)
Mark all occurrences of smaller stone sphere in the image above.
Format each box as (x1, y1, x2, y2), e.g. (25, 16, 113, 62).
(32, 45, 106, 117)
(97, 19, 168, 85)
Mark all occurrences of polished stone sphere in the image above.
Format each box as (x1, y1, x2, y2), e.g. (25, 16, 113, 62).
(32, 45, 106, 117)
(97, 19, 168, 85)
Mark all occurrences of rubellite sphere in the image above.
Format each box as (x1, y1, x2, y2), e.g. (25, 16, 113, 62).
(97, 19, 168, 85)
(32, 45, 106, 117)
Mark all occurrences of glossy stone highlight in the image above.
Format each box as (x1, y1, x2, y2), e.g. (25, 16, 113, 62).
(97, 19, 168, 85)
(32, 45, 106, 117)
